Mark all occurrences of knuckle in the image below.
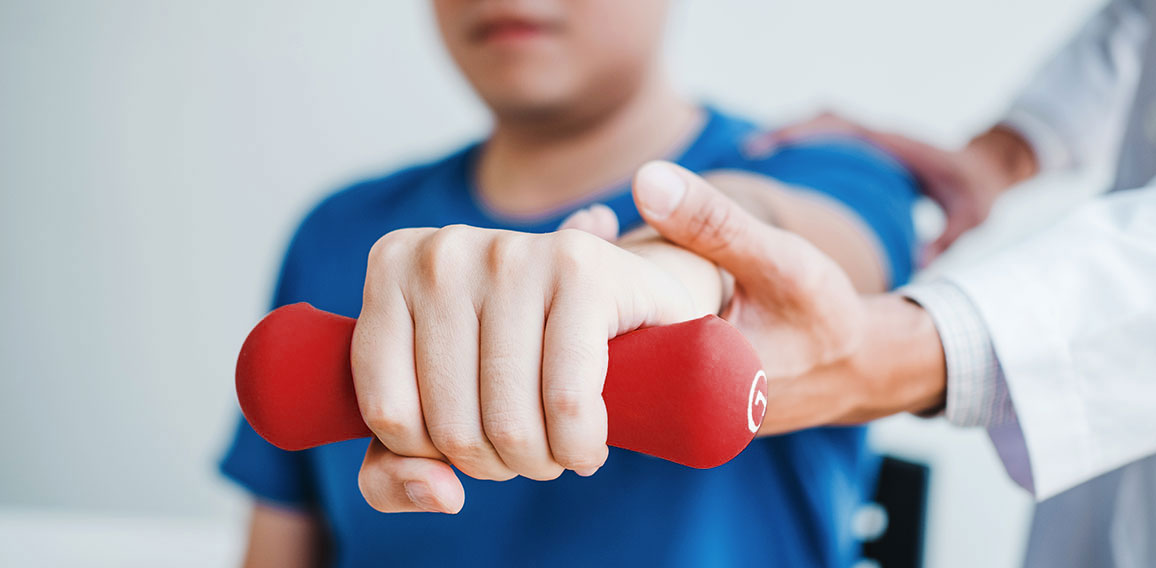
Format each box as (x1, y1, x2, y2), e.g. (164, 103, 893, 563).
(417, 226, 470, 288)
(542, 385, 589, 420)
(364, 235, 408, 297)
(553, 446, 606, 472)
(436, 223, 473, 241)
(686, 201, 738, 255)
(363, 229, 431, 307)
(482, 410, 566, 481)
(428, 423, 484, 462)
(483, 413, 534, 454)
(361, 404, 415, 443)
(551, 229, 598, 275)
(485, 235, 526, 279)
(368, 228, 428, 269)
(524, 464, 566, 482)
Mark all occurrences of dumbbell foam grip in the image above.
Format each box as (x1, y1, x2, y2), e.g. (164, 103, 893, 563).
(236, 303, 767, 469)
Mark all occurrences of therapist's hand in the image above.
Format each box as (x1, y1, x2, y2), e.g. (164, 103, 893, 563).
(568, 161, 948, 434)
(754, 112, 1039, 261)
(352, 224, 714, 514)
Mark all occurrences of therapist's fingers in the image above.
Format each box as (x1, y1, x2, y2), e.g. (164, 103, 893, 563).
(633, 160, 866, 376)
(745, 112, 865, 156)
(632, 161, 815, 290)
(557, 203, 620, 241)
(358, 439, 465, 514)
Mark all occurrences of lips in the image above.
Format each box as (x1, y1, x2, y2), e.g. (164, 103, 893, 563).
(471, 17, 558, 44)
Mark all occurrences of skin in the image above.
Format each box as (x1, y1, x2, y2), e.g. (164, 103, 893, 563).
(353, 0, 894, 515)
(350, 160, 902, 517)
(241, 503, 325, 568)
(616, 164, 948, 433)
(242, 0, 903, 562)
(353, 225, 712, 486)
(757, 112, 1040, 261)
(434, 0, 702, 217)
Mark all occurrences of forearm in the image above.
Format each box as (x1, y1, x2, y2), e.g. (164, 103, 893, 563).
(845, 295, 947, 420)
(618, 228, 724, 318)
(242, 503, 324, 568)
(751, 293, 946, 436)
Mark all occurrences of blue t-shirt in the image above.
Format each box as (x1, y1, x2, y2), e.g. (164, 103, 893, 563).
(221, 107, 918, 568)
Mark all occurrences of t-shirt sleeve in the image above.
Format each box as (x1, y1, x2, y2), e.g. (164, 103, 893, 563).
(218, 219, 317, 509)
(743, 139, 920, 288)
(219, 415, 315, 509)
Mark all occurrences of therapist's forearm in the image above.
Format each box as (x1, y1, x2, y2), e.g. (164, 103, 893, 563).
(844, 295, 948, 419)
(755, 293, 947, 435)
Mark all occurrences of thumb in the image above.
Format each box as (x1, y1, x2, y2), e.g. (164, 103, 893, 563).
(633, 161, 777, 282)
(359, 440, 465, 514)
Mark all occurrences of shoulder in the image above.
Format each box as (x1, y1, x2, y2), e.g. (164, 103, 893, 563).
(703, 108, 915, 188)
(704, 110, 922, 286)
(710, 121, 920, 218)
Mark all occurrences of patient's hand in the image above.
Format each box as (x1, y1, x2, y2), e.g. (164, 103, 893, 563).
(352, 223, 720, 513)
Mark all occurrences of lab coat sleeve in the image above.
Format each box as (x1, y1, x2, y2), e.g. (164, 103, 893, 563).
(902, 281, 1015, 428)
(946, 185, 1156, 500)
(1000, 0, 1150, 172)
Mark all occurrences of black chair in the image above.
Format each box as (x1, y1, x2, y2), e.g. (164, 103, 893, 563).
(860, 456, 931, 568)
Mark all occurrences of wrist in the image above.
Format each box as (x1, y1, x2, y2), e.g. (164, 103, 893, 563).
(619, 236, 724, 318)
(848, 294, 947, 418)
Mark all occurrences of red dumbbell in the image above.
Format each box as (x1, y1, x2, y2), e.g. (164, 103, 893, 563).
(236, 302, 767, 469)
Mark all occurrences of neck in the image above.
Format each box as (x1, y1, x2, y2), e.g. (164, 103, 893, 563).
(476, 74, 702, 217)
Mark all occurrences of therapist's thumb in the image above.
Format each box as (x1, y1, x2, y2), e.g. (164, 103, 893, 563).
(633, 161, 769, 280)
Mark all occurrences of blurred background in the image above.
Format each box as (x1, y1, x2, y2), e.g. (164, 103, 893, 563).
(0, 0, 1114, 566)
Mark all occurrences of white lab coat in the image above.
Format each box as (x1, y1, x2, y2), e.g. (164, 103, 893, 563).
(951, 0, 1156, 565)
(949, 186, 1156, 568)
(1002, 0, 1153, 191)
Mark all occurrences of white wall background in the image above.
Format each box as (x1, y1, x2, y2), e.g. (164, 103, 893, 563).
(0, 0, 1109, 566)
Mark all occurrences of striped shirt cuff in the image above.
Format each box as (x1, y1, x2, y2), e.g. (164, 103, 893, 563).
(900, 281, 1014, 427)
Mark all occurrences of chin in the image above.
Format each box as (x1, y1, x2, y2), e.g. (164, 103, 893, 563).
(486, 95, 574, 124)
(477, 82, 580, 121)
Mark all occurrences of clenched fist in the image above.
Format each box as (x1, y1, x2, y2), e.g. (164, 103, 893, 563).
(352, 224, 719, 513)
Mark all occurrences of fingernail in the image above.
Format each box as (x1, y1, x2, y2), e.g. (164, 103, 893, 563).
(587, 204, 613, 223)
(404, 481, 445, 513)
(575, 467, 598, 477)
(636, 162, 686, 220)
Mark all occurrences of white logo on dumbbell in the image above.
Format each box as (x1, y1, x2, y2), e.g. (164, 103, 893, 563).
(747, 370, 768, 433)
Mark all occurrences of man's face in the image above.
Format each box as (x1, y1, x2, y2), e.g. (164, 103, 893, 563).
(433, 0, 670, 122)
